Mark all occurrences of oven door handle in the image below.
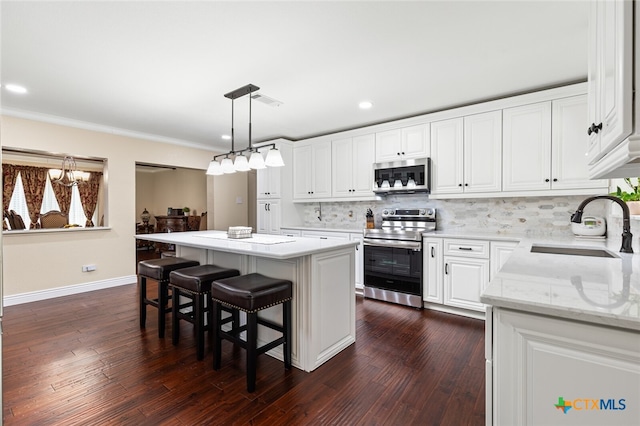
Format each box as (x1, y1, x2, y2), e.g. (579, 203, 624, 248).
(363, 239, 422, 251)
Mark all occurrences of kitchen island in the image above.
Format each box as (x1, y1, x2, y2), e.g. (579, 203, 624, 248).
(481, 237, 640, 426)
(135, 230, 358, 372)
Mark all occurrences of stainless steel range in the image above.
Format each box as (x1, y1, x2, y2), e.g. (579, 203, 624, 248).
(363, 208, 436, 308)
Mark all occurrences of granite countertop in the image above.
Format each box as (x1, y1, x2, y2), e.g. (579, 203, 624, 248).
(481, 235, 640, 331)
(135, 230, 357, 260)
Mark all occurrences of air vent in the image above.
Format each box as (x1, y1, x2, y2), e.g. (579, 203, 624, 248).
(251, 93, 283, 107)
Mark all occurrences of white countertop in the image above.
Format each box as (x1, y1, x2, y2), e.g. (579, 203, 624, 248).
(135, 230, 358, 259)
(481, 235, 640, 331)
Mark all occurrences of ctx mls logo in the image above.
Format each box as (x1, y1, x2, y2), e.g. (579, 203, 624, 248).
(554, 396, 627, 414)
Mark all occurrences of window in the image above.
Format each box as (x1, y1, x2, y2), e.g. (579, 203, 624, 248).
(3, 148, 106, 231)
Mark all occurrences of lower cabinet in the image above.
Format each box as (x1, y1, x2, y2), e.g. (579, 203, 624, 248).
(424, 237, 518, 315)
(257, 200, 280, 234)
(488, 307, 640, 425)
(443, 239, 490, 312)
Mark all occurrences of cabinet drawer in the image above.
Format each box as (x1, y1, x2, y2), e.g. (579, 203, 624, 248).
(301, 230, 350, 240)
(444, 238, 489, 258)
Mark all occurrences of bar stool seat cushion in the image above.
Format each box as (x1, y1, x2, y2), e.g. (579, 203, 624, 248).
(170, 264, 240, 293)
(211, 273, 292, 313)
(138, 257, 199, 281)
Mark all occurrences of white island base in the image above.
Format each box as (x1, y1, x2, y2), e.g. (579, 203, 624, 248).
(139, 231, 357, 372)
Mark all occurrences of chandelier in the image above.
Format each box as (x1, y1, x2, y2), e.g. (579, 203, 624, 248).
(206, 84, 284, 176)
(49, 156, 90, 187)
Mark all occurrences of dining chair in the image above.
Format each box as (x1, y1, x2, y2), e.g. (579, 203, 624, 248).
(40, 210, 69, 228)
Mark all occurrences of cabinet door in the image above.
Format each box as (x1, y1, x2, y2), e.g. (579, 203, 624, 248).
(256, 156, 281, 198)
(597, 0, 633, 157)
(293, 144, 313, 199)
(351, 233, 364, 290)
(423, 238, 443, 303)
(375, 129, 402, 162)
(444, 256, 489, 312)
(586, 0, 602, 164)
(401, 124, 430, 159)
(332, 138, 354, 197)
(311, 141, 332, 198)
(552, 95, 608, 190)
(431, 118, 464, 194)
(464, 110, 502, 193)
(256, 201, 270, 233)
(352, 134, 376, 195)
(502, 102, 552, 192)
(493, 309, 640, 425)
(268, 200, 281, 234)
(489, 241, 518, 280)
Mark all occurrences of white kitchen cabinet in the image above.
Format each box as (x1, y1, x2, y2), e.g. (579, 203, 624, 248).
(464, 111, 502, 193)
(423, 237, 443, 304)
(256, 154, 281, 199)
(257, 199, 280, 235)
(502, 102, 552, 192)
(443, 238, 489, 312)
(332, 134, 375, 198)
(586, 0, 633, 165)
(375, 124, 429, 162)
(431, 111, 501, 195)
(489, 308, 640, 425)
(489, 240, 518, 280)
(553, 96, 608, 190)
(350, 233, 364, 291)
(431, 118, 464, 194)
(293, 140, 332, 200)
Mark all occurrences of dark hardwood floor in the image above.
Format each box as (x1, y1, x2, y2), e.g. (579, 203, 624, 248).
(2, 277, 485, 425)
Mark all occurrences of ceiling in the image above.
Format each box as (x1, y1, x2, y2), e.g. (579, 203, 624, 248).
(1, 1, 588, 153)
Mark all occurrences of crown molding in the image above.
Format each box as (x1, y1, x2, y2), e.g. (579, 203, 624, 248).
(1, 107, 224, 152)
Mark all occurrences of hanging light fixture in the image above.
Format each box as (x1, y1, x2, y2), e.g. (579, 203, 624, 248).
(206, 84, 285, 175)
(49, 156, 90, 186)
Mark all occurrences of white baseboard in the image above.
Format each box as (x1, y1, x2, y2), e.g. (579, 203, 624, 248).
(3, 275, 137, 307)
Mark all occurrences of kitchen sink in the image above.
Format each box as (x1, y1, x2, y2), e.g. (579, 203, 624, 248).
(530, 244, 619, 258)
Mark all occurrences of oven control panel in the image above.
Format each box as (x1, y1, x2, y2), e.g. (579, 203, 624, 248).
(381, 208, 435, 219)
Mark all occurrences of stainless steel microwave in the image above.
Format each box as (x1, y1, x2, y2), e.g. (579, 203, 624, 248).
(372, 158, 431, 195)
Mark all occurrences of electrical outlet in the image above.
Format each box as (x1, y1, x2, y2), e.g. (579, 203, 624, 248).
(82, 264, 97, 272)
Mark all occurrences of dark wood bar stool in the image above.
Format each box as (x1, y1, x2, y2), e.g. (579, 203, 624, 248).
(137, 257, 199, 338)
(211, 273, 293, 392)
(169, 264, 240, 360)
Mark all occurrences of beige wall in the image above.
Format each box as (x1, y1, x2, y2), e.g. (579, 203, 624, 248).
(1, 115, 221, 297)
(210, 172, 249, 230)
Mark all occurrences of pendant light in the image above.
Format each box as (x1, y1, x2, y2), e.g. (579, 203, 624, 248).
(206, 83, 285, 175)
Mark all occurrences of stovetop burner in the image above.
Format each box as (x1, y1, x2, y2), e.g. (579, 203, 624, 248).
(363, 208, 436, 241)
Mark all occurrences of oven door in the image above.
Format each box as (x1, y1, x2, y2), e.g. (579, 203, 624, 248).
(363, 241, 422, 301)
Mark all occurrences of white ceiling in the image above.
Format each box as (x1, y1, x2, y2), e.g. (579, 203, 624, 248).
(1, 1, 588, 152)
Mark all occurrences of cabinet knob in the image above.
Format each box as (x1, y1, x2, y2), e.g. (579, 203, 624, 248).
(545, 178, 550, 182)
(464, 183, 468, 187)
(401, 152, 405, 155)
(553, 178, 558, 182)
(587, 122, 603, 135)
(397, 152, 401, 156)
(458, 183, 462, 187)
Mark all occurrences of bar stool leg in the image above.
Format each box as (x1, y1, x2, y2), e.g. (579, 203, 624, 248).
(139, 276, 147, 329)
(158, 281, 169, 338)
(246, 312, 258, 393)
(195, 293, 205, 360)
(283, 300, 292, 370)
(213, 301, 222, 371)
(172, 287, 181, 346)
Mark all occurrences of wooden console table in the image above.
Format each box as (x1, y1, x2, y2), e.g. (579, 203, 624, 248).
(154, 215, 188, 233)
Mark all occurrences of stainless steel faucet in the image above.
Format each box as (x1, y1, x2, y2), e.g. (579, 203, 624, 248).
(571, 195, 633, 253)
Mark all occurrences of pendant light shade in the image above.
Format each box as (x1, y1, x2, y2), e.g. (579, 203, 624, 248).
(206, 160, 223, 176)
(221, 157, 236, 174)
(249, 151, 266, 169)
(233, 154, 250, 172)
(264, 147, 285, 167)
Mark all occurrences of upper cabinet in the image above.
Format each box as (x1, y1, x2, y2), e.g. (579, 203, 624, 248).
(586, 0, 633, 165)
(502, 102, 553, 191)
(256, 155, 281, 199)
(375, 124, 430, 163)
(332, 134, 375, 198)
(293, 140, 332, 199)
(503, 98, 607, 192)
(431, 111, 501, 195)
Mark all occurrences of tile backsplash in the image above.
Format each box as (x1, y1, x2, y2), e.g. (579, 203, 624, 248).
(300, 194, 608, 237)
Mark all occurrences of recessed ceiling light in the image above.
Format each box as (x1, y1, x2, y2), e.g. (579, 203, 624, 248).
(359, 101, 373, 109)
(5, 84, 28, 94)
(222, 135, 231, 140)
